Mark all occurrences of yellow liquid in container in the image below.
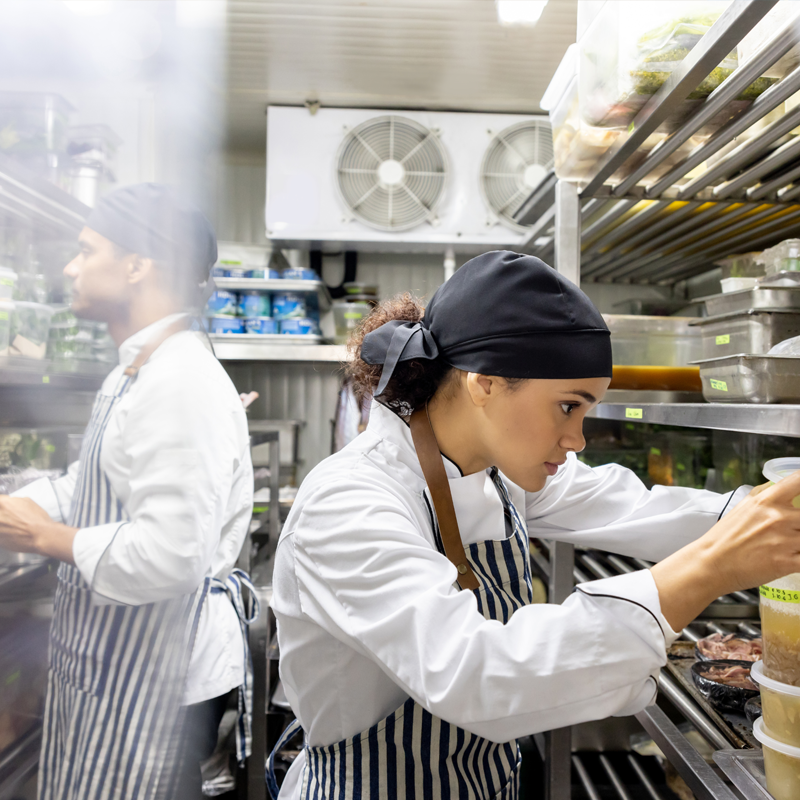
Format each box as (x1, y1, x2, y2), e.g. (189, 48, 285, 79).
(763, 745, 800, 800)
(761, 576, 800, 686)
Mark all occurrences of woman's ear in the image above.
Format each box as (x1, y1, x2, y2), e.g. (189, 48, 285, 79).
(465, 373, 494, 407)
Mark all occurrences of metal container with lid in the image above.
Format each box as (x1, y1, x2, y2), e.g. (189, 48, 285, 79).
(692, 310, 800, 359)
(700, 284, 800, 317)
(694, 354, 800, 403)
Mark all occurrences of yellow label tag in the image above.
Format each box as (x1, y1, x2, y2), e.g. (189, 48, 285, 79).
(628, 121, 635, 133)
(626, 408, 643, 419)
(42, 376, 50, 384)
(0, 278, 11, 286)
(343, 312, 363, 320)
(716, 334, 731, 345)
(0, 311, 7, 320)
(710, 379, 728, 391)
(650, 447, 661, 456)
(761, 585, 800, 604)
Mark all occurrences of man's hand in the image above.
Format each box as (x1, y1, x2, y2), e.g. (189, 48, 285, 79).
(0, 496, 77, 564)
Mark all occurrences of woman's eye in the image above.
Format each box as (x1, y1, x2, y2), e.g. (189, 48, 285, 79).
(560, 403, 579, 415)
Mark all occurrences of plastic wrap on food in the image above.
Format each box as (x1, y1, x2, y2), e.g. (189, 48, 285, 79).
(690, 659, 759, 711)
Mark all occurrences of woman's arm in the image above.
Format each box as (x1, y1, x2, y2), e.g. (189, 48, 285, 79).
(652, 474, 800, 630)
(524, 454, 745, 561)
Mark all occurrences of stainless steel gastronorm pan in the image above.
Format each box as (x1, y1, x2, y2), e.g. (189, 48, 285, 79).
(694, 354, 800, 403)
(691, 310, 800, 359)
(700, 286, 800, 317)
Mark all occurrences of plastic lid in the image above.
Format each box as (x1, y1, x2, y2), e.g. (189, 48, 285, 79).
(763, 457, 800, 483)
(753, 716, 800, 758)
(751, 660, 800, 696)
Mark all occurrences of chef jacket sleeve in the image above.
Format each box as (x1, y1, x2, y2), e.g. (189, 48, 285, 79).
(70, 367, 250, 605)
(11, 460, 80, 523)
(290, 478, 678, 743)
(524, 453, 749, 561)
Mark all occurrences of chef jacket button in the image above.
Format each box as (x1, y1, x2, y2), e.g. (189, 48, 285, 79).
(457, 564, 467, 575)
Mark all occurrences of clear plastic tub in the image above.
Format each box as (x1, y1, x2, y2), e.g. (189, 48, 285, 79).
(753, 716, 800, 800)
(763, 458, 800, 484)
(333, 301, 371, 344)
(752, 660, 800, 747)
(0, 92, 73, 155)
(11, 301, 53, 358)
(0, 268, 17, 300)
(757, 240, 800, 276)
(0, 298, 12, 355)
(721, 277, 758, 293)
(603, 314, 702, 366)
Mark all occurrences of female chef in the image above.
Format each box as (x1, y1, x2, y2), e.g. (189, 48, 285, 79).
(269, 250, 800, 800)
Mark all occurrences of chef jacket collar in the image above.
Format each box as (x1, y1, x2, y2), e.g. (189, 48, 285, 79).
(117, 312, 190, 369)
(366, 401, 464, 482)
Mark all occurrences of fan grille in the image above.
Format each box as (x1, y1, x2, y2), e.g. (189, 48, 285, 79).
(480, 119, 554, 232)
(336, 115, 447, 232)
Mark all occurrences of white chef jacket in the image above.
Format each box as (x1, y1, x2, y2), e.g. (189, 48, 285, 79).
(273, 401, 747, 797)
(14, 313, 254, 705)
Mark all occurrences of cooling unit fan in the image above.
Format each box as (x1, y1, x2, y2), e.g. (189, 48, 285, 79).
(336, 115, 448, 232)
(480, 119, 554, 232)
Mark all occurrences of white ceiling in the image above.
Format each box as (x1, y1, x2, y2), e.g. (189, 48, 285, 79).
(225, 0, 577, 151)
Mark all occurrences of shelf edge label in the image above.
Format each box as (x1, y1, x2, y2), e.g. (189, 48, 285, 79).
(716, 334, 730, 345)
(710, 378, 728, 391)
(625, 408, 643, 419)
(760, 585, 800, 604)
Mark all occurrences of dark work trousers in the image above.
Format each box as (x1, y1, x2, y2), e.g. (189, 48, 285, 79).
(169, 692, 231, 800)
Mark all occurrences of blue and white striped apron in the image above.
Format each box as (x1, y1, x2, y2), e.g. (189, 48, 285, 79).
(39, 366, 257, 800)
(267, 469, 533, 800)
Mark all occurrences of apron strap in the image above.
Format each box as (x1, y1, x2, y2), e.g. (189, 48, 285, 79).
(409, 407, 480, 592)
(123, 317, 193, 378)
(265, 718, 303, 800)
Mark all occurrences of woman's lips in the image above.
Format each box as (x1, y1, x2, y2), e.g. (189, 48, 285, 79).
(544, 462, 563, 476)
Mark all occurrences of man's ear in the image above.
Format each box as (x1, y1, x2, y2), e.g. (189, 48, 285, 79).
(126, 254, 156, 286)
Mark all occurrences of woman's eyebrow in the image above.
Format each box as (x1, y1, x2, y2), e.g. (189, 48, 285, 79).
(565, 390, 597, 403)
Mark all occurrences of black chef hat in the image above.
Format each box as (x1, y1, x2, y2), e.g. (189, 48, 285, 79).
(361, 250, 612, 396)
(86, 183, 217, 284)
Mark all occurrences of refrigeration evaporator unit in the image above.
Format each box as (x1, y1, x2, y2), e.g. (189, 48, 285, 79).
(266, 106, 553, 251)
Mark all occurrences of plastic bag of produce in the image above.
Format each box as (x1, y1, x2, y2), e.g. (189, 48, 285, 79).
(580, 1, 775, 134)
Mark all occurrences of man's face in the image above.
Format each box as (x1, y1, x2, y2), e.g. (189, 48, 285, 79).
(64, 227, 131, 321)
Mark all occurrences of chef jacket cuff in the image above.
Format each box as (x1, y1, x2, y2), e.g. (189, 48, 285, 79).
(72, 522, 127, 592)
(719, 485, 752, 519)
(575, 569, 680, 649)
(11, 477, 63, 523)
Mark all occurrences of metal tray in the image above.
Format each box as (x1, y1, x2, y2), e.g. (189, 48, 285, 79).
(701, 285, 800, 317)
(666, 641, 758, 749)
(691, 310, 800, 359)
(693, 354, 800, 403)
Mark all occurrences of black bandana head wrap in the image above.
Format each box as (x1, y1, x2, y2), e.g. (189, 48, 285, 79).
(361, 250, 612, 396)
(85, 183, 217, 284)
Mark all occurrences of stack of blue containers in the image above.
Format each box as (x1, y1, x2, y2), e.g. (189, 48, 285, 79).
(204, 267, 322, 336)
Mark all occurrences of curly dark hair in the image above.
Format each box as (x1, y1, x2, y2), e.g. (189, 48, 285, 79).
(345, 293, 457, 414)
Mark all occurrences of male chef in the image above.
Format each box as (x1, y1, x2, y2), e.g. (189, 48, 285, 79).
(0, 183, 254, 800)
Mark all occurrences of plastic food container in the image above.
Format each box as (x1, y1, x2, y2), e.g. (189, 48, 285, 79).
(280, 318, 319, 335)
(244, 317, 276, 335)
(0, 298, 12, 355)
(238, 291, 271, 318)
(753, 717, 800, 800)
(272, 292, 307, 320)
(11, 301, 53, 358)
(763, 458, 800, 484)
(0, 92, 73, 155)
(206, 290, 238, 316)
(692, 310, 800, 359)
(603, 315, 701, 366)
(0, 268, 17, 300)
(757, 240, 800, 276)
(752, 660, 800, 747)
(332, 301, 371, 344)
(205, 316, 244, 334)
(282, 268, 318, 281)
(721, 277, 759, 294)
(247, 269, 281, 280)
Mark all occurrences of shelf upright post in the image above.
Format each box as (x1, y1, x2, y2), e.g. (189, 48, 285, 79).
(545, 178, 580, 800)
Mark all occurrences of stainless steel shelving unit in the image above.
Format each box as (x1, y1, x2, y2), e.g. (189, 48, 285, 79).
(513, 4, 800, 797)
(212, 340, 346, 362)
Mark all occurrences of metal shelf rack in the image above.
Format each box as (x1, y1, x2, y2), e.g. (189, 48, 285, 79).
(515, 0, 800, 286)
(514, 5, 800, 797)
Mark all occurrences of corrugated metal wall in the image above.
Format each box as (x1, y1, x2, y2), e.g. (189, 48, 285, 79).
(214, 156, 446, 481)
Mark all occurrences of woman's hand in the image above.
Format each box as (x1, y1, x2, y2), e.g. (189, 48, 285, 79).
(0, 496, 77, 564)
(652, 470, 800, 632)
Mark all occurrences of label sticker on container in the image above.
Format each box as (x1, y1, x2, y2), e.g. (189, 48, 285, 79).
(650, 447, 661, 456)
(760, 585, 800, 604)
(344, 312, 363, 320)
(710, 379, 728, 391)
(0, 311, 7, 320)
(0, 278, 11, 286)
(628, 121, 635, 133)
(42, 376, 50, 384)
(625, 408, 643, 419)
(716, 334, 731, 345)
